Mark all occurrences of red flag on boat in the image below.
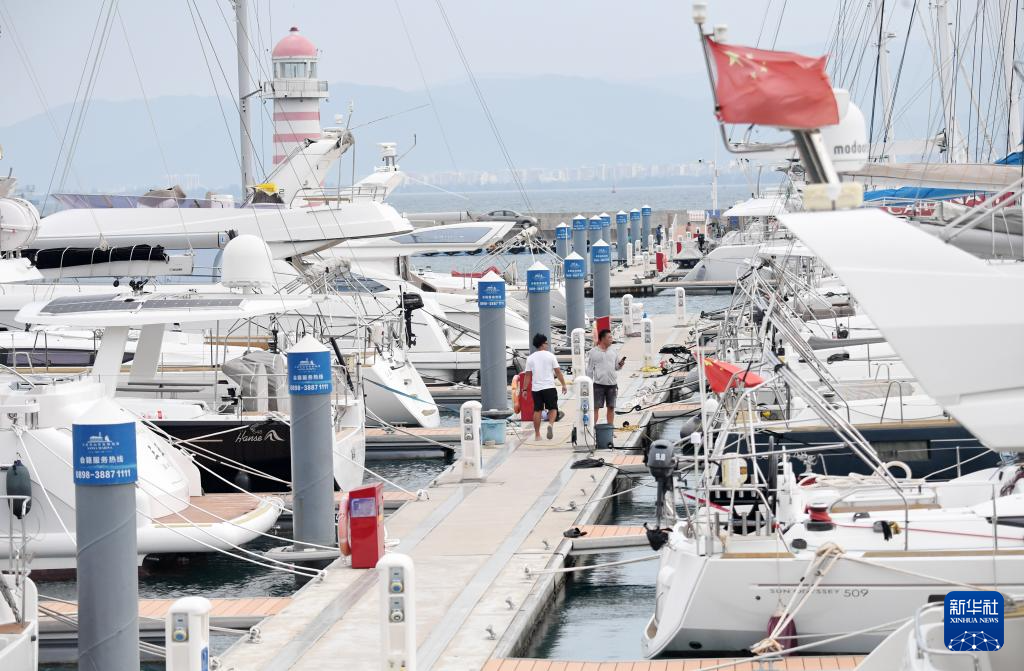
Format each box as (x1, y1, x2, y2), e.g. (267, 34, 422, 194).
(702, 358, 765, 394)
(706, 37, 839, 129)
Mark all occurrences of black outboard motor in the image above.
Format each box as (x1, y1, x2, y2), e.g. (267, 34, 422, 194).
(646, 439, 677, 528)
(401, 292, 425, 348)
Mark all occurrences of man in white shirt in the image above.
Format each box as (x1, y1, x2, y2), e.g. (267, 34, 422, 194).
(586, 328, 625, 425)
(524, 333, 567, 440)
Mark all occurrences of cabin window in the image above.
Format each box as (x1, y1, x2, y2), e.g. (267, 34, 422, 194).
(872, 440, 929, 462)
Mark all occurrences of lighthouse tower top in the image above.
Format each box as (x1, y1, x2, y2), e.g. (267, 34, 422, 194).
(272, 26, 317, 60)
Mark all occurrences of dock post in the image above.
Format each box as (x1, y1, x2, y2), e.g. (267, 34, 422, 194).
(555, 221, 571, 260)
(630, 303, 644, 337)
(166, 596, 212, 671)
(642, 317, 657, 371)
(626, 237, 634, 266)
(675, 287, 687, 323)
(572, 374, 596, 451)
(633, 239, 642, 266)
(641, 205, 652, 249)
(459, 400, 483, 481)
(591, 240, 611, 338)
(73, 399, 140, 671)
(378, 552, 417, 671)
(642, 251, 650, 278)
(587, 215, 601, 275)
(647, 234, 656, 255)
(527, 261, 552, 354)
(288, 335, 337, 561)
(615, 211, 628, 266)
(571, 215, 587, 261)
(564, 252, 586, 336)
(621, 293, 634, 336)
(629, 208, 641, 252)
(478, 271, 509, 417)
(570, 328, 586, 379)
(599, 212, 611, 244)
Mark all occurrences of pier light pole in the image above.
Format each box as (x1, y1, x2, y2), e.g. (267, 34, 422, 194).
(287, 336, 337, 563)
(591, 240, 612, 340)
(527, 262, 552, 354)
(615, 211, 628, 266)
(555, 222, 571, 260)
(564, 252, 586, 336)
(478, 272, 510, 417)
(641, 205, 652, 250)
(74, 399, 141, 671)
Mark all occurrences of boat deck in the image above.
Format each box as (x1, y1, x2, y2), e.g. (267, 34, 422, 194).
(216, 313, 689, 671)
(153, 493, 266, 525)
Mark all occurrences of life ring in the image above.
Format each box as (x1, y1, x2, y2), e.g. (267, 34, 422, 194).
(882, 460, 912, 480)
(338, 492, 351, 556)
(511, 374, 521, 414)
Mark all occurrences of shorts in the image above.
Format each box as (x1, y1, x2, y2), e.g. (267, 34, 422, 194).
(531, 388, 559, 412)
(594, 383, 617, 409)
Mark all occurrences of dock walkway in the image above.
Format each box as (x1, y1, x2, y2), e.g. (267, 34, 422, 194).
(217, 314, 690, 671)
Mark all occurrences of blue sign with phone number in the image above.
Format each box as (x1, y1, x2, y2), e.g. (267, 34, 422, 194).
(478, 280, 506, 308)
(287, 350, 333, 395)
(527, 268, 551, 293)
(73, 421, 138, 485)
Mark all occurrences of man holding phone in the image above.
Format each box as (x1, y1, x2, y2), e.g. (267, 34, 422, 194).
(586, 328, 625, 425)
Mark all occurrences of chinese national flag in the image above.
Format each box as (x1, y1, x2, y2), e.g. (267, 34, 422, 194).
(707, 37, 839, 129)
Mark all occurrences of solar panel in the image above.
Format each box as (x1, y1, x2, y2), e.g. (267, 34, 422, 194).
(40, 295, 141, 314)
(140, 298, 245, 310)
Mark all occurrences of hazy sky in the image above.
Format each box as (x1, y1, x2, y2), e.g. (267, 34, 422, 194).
(1, 0, 842, 126)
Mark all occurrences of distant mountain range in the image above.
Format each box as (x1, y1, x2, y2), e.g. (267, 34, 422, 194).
(0, 75, 719, 195)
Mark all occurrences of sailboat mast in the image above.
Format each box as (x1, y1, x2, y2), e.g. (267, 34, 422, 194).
(878, 29, 896, 163)
(235, 0, 254, 191)
(934, 0, 965, 162)
(1003, 0, 1021, 153)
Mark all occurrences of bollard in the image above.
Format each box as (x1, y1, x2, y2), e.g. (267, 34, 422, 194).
(555, 221, 571, 260)
(633, 239, 642, 266)
(572, 374, 596, 452)
(641, 251, 650, 278)
(73, 398, 140, 671)
(459, 400, 483, 481)
(626, 237, 634, 266)
(591, 240, 611, 340)
(477, 271, 509, 417)
(571, 215, 587, 261)
(621, 294, 634, 336)
(288, 336, 337, 557)
(599, 212, 611, 244)
(629, 208, 641, 251)
(586, 215, 601, 275)
(570, 327, 586, 380)
(615, 211, 628, 266)
(378, 552, 416, 671)
(527, 261, 552, 355)
(564, 252, 586, 335)
(166, 597, 211, 671)
(641, 317, 657, 371)
(675, 287, 687, 323)
(630, 303, 644, 337)
(641, 205, 652, 249)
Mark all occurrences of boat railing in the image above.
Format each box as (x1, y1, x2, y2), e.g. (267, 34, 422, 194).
(880, 380, 905, 423)
(0, 493, 30, 623)
(912, 601, 982, 671)
(290, 184, 387, 207)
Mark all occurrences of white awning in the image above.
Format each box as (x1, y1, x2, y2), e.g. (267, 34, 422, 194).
(722, 197, 788, 218)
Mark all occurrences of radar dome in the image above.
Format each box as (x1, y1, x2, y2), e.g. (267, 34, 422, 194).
(222, 234, 275, 289)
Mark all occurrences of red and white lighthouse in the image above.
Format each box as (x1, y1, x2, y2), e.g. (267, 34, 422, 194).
(264, 27, 329, 165)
